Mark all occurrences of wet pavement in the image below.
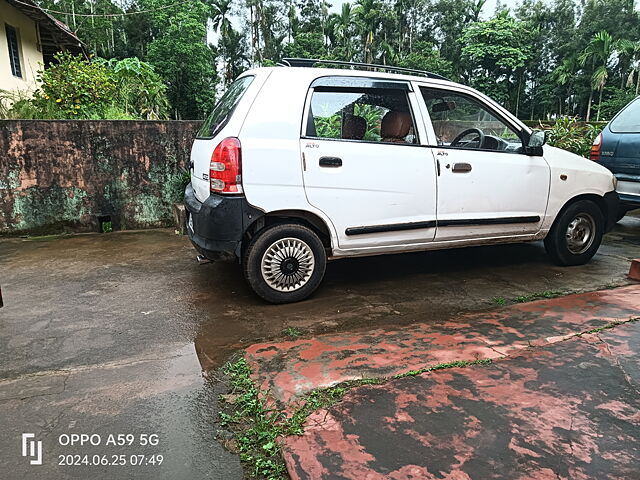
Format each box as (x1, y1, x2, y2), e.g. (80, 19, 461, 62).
(246, 285, 640, 403)
(1, 215, 640, 479)
(282, 321, 640, 479)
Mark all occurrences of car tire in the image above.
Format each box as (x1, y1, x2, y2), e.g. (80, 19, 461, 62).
(242, 223, 327, 304)
(544, 200, 605, 266)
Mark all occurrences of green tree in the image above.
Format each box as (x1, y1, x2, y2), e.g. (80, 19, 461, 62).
(461, 13, 532, 109)
(141, 0, 217, 119)
(396, 41, 453, 78)
(284, 32, 326, 58)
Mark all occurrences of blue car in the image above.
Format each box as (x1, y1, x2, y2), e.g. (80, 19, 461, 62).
(592, 96, 640, 220)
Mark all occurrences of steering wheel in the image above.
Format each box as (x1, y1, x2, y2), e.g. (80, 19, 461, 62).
(450, 128, 485, 149)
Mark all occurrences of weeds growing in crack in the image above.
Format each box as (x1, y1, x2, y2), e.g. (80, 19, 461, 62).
(513, 290, 564, 303)
(492, 296, 507, 306)
(282, 327, 304, 338)
(580, 317, 638, 335)
(393, 359, 493, 378)
(219, 357, 493, 479)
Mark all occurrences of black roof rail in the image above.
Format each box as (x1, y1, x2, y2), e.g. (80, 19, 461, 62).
(280, 58, 450, 81)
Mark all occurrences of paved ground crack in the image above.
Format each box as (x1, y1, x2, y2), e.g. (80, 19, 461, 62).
(596, 333, 640, 397)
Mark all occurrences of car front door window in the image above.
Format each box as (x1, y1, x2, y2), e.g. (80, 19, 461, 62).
(421, 88, 523, 153)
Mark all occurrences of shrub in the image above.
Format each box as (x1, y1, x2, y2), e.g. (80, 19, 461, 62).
(98, 57, 169, 119)
(543, 117, 601, 158)
(0, 53, 169, 120)
(33, 52, 118, 118)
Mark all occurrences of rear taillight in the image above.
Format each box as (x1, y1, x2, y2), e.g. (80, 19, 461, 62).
(590, 133, 602, 161)
(210, 137, 242, 194)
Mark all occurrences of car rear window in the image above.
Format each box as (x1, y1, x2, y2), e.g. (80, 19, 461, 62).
(197, 76, 254, 139)
(610, 97, 640, 133)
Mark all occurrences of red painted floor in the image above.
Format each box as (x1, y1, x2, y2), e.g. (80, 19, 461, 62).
(281, 321, 640, 479)
(245, 285, 640, 404)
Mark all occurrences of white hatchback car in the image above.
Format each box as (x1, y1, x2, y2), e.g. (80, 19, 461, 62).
(185, 59, 619, 303)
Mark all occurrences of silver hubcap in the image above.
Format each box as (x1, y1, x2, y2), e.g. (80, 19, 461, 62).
(566, 213, 595, 254)
(261, 237, 315, 292)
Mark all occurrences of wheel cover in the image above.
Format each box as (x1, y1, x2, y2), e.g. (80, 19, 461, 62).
(261, 237, 315, 292)
(565, 213, 596, 254)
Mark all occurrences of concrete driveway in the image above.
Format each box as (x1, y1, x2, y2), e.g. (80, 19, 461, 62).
(1, 215, 640, 479)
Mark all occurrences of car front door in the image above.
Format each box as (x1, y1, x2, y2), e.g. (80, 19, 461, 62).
(417, 86, 550, 242)
(301, 78, 437, 251)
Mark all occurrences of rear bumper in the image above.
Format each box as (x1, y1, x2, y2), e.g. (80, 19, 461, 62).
(604, 190, 620, 232)
(184, 183, 262, 261)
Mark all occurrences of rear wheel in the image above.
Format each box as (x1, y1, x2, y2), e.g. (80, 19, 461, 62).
(544, 200, 604, 266)
(243, 224, 327, 303)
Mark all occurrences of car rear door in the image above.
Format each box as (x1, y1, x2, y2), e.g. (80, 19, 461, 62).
(416, 85, 550, 241)
(300, 77, 437, 250)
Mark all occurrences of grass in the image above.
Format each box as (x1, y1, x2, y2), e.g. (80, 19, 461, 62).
(493, 290, 565, 306)
(512, 290, 564, 303)
(220, 356, 493, 479)
(282, 327, 304, 338)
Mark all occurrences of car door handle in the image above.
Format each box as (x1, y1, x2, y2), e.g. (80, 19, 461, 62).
(319, 156, 342, 167)
(452, 162, 472, 173)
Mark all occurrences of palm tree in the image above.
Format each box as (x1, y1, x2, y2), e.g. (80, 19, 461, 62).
(579, 31, 623, 121)
(334, 3, 354, 57)
(620, 41, 640, 96)
(212, 0, 233, 82)
(354, 0, 381, 63)
(211, 0, 233, 38)
(552, 56, 578, 115)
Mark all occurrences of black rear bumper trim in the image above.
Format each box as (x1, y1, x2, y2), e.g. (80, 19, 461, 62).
(184, 183, 263, 260)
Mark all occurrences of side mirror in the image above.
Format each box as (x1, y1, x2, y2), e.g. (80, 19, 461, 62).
(525, 130, 547, 156)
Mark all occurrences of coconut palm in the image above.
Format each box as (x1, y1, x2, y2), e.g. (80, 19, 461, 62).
(334, 3, 355, 56)
(620, 40, 640, 96)
(579, 31, 625, 121)
(211, 0, 233, 38)
(552, 56, 578, 115)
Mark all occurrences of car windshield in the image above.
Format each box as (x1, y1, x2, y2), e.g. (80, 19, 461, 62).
(197, 76, 254, 138)
(610, 97, 640, 133)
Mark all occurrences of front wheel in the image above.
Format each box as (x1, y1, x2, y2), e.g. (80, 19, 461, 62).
(243, 224, 327, 304)
(544, 200, 604, 266)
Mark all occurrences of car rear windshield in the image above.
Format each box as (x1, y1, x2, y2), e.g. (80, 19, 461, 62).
(197, 76, 254, 139)
(610, 97, 640, 133)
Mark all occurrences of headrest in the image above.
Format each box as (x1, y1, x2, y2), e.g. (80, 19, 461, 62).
(342, 114, 367, 140)
(381, 111, 412, 139)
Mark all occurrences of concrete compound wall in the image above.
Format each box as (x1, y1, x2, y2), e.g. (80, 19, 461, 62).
(0, 120, 201, 234)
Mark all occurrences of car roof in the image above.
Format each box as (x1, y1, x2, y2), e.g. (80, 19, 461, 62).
(242, 66, 459, 87)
